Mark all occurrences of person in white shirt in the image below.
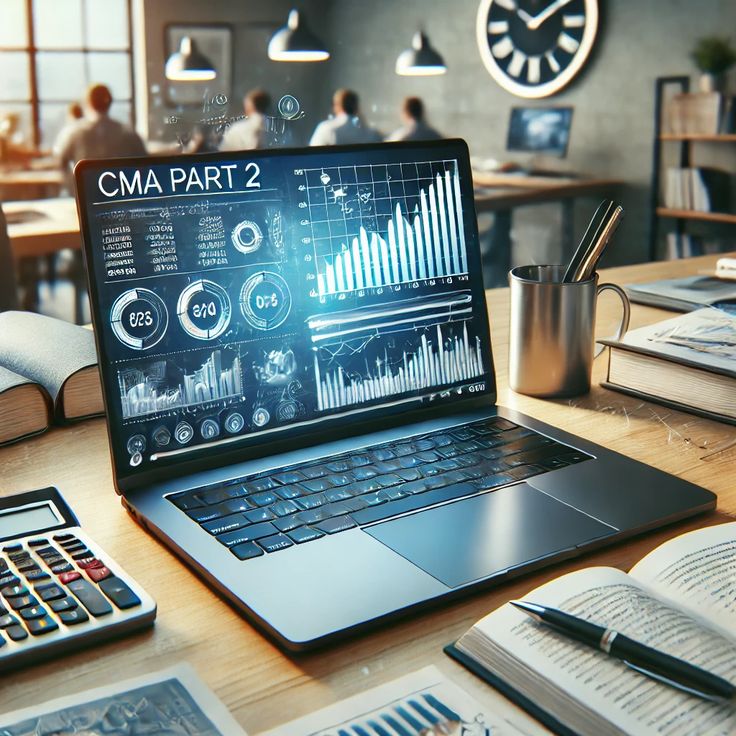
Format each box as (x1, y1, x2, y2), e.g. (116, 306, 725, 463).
(309, 89, 382, 146)
(386, 97, 443, 143)
(220, 89, 271, 151)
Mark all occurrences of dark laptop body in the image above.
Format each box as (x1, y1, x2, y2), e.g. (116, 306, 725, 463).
(75, 140, 715, 651)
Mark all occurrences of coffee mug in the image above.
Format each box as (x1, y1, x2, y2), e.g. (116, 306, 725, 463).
(508, 265, 630, 397)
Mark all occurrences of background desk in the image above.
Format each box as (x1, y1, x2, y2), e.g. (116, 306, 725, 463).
(0, 168, 63, 201)
(473, 172, 623, 287)
(0, 255, 733, 734)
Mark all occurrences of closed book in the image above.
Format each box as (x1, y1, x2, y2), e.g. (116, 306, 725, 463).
(600, 307, 736, 424)
(0, 365, 51, 444)
(0, 312, 103, 444)
(625, 274, 736, 311)
(447, 522, 736, 736)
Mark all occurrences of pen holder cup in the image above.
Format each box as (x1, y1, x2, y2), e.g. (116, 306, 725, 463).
(508, 265, 631, 398)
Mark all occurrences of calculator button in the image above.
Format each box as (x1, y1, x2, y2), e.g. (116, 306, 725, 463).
(76, 557, 100, 569)
(7, 595, 38, 610)
(1, 584, 28, 598)
(53, 533, 74, 541)
(49, 597, 78, 613)
(86, 566, 112, 583)
(98, 576, 141, 610)
(6, 625, 27, 641)
(35, 547, 58, 558)
(71, 551, 93, 561)
(15, 560, 37, 573)
(66, 578, 113, 617)
(24, 570, 50, 582)
(58, 608, 89, 625)
(35, 584, 66, 601)
(59, 571, 81, 584)
(51, 562, 74, 574)
(64, 543, 87, 554)
(21, 605, 47, 620)
(27, 616, 58, 635)
(0, 614, 18, 628)
(28, 538, 49, 547)
(0, 574, 17, 587)
(2, 544, 22, 553)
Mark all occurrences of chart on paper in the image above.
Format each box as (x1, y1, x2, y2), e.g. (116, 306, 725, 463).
(301, 159, 469, 298)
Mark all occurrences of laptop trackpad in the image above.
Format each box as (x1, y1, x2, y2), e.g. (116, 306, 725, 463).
(364, 482, 614, 588)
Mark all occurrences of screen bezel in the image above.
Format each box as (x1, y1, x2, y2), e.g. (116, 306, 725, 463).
(506, 106, 573, 158)
(75, 138, 498, 493)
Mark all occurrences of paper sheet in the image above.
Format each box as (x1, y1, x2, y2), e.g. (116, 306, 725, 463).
(260, 665, 529, 736)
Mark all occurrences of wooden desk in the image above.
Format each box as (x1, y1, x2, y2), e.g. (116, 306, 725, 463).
(4, 197, 79, 259)
(0, 255, 733, 734)
(473, 173, 623, 287)
(0, 168, 63, 201)
(4, 197, 83, 322)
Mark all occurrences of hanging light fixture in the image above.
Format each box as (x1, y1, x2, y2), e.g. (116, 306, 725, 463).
(165, 36, 217, 81)
(396, 31, 447, 76)
(268, 9, 330, 62)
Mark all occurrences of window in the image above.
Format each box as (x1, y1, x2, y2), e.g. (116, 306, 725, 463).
(0, 0, 134, 149)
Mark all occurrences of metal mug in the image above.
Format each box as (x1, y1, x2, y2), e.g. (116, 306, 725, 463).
(508, 265, 631, 397)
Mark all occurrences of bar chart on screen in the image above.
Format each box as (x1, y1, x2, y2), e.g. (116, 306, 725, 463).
(300, 160, 469, 298)
(313, 321, 484, 411)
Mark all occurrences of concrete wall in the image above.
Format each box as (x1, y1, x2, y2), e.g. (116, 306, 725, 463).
(135, 0, 332, 147)
(136, 0, 736, 265)
(319, 0, 736, 266)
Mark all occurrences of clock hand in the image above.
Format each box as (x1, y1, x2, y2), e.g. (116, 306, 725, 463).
(516, 7, 535, 26)
(527, 0, 575, 30)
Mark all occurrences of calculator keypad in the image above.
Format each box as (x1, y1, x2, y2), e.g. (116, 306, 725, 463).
(0, 529, 155, 667)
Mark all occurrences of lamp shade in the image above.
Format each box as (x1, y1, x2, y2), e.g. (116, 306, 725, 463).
(268, 9, 330, 62)
(165, 37, 217, 81)
(396, 31, 447, 76)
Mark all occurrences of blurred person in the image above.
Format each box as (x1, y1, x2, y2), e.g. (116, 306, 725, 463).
(310, 89, 382, 146)
(52, 101, 84, 158)
(220, 89, 271, 151)
(386, 97, 443, 142)
(0, 112, 37, 167)
(58, 83, 146, 189)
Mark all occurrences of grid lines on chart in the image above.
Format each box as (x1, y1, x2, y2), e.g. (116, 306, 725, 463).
(302, 159, 469, 296)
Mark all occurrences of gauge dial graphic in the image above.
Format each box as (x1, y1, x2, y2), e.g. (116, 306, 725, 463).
(231, 220, 264, 254)
(239, 271, 291, 331)
(177, 279, 232, 340)
(110, 288, 168, 350)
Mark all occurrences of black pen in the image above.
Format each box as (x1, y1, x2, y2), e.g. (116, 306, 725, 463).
(511, 600, 736, 702)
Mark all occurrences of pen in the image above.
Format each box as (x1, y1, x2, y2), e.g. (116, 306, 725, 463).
(511, 600, 736, 702)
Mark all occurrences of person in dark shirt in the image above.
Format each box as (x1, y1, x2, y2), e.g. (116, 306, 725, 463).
(386, 97, 443, 142)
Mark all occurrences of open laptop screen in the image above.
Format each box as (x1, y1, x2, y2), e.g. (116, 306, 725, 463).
(76, 140, 495, 484)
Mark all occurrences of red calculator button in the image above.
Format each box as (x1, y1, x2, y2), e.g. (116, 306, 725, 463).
(59, 571, 81, 584)
(86, 566, 112, 583)
(76, 558, 100, 570)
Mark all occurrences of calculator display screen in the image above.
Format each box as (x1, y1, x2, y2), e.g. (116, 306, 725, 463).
(0, 504, 62, 539)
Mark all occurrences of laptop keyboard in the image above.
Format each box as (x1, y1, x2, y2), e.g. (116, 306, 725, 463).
(168, 417, 590, 561)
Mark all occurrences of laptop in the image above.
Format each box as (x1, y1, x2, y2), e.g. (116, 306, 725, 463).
(75, 139, 715, 651)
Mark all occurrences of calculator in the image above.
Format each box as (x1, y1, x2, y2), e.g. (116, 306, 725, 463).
(0, 486, 156, 669)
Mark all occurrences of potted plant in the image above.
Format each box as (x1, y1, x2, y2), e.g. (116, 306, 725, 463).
(690, 36, 736, 92)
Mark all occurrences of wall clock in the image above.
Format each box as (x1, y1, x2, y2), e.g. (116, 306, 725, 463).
(476, 0, 599, 98)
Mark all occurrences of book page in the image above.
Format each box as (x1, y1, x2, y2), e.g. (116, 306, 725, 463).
(629, 522, 736, 638)
(261, 665, 530, 736)
(466, 567, 736, 736)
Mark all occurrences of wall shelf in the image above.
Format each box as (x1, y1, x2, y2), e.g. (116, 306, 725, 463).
(656, 207, 736, 224)
(659, 134, 736, 142)
(649, 76, 736, 260)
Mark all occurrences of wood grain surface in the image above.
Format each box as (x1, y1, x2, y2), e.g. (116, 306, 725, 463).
(0, 254, 733, 733)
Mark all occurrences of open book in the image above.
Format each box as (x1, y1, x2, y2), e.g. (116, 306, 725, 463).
(447, 522, 736, 736)
(0, 311, 103, 445)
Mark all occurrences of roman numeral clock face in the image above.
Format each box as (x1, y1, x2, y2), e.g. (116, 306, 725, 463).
(476, 0, 598, 98)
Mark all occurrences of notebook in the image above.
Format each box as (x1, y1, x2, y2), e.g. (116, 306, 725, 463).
(75, 139, 715, 650)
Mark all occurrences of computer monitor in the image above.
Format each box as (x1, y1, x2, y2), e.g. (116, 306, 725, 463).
(506, 107, 573, 158)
